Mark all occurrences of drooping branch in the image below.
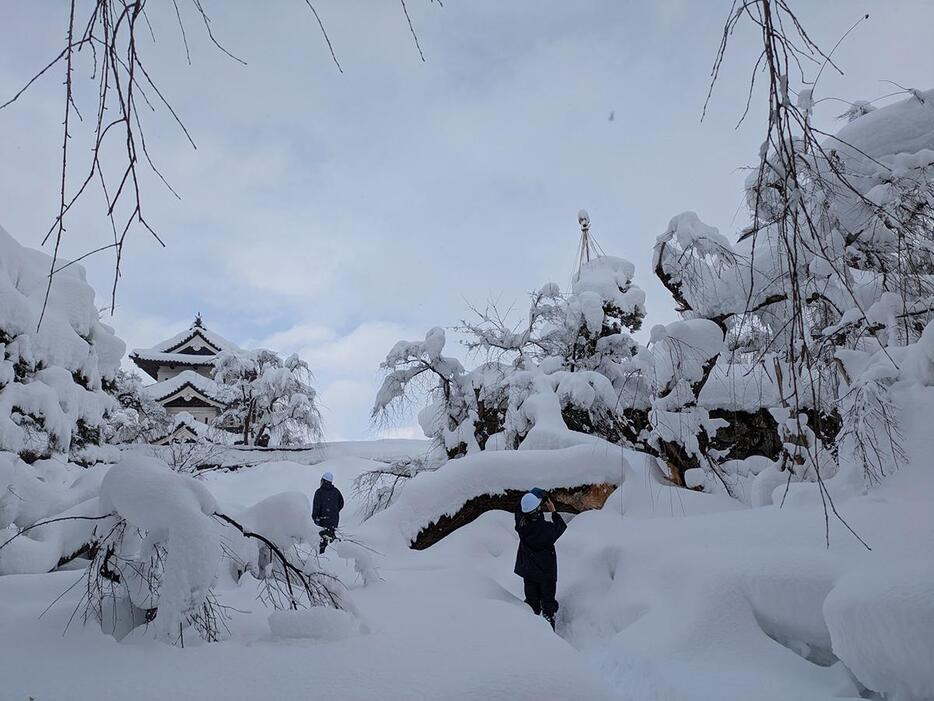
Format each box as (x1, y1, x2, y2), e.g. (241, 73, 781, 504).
(214, 511, 341, 610)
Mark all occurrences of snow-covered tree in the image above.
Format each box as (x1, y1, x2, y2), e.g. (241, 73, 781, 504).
(102, 369, 173, 445)
(375, 255, 647, 457)
(372, 256, 648, 460)
(213, 349, 323, 447)
(372, 328, 478, 457)
(461, 257, 646, 451)
(679, 115, 929, 488)
(663, 0, 934, 494)
(0, 225, 124, 463)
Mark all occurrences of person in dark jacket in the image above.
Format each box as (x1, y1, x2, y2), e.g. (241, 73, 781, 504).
(312, 471, 344, 554)
(514, 489, 567, 630)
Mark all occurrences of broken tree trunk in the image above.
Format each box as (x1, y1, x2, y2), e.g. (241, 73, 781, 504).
(409, 482, 616, 550)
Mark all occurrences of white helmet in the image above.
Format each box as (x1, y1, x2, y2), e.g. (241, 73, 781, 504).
(520, 492, 542, 513)
(321, 472, 334, 483)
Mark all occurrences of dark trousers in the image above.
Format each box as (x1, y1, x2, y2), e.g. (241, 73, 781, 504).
(318, 527, 336, 554)
(523, 578, 558, 627)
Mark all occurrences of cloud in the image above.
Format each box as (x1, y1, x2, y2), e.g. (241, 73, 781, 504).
(256, 320, 428, 440)
(257, 323, 337, 350)
(316, 377, 390, 443)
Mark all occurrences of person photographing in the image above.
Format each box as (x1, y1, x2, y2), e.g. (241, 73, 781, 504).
(514, 489, 567, 630)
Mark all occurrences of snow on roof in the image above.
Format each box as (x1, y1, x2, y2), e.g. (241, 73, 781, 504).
(145, 370, 227, 403)
(130, 317, 240, 380)
(130, 350, 217, 365)
(137, 317, 240, 355)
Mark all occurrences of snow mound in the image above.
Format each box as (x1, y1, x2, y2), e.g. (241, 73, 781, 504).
(268, 607, 358, 641)
(100, 456, 220, 639)
(236, 491, 314, 549)
(561, 462, 858, 700)
(824, 558, 934, 701)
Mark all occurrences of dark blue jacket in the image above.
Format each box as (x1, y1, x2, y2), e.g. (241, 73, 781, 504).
(514, 509, 567, 584)
(312, 482, 344, 529)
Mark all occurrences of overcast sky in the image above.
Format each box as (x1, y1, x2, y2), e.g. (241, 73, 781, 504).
(2, 1, 933, 440)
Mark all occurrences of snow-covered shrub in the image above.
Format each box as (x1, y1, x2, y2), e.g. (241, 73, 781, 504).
(96, 455, 222, 640)
(213, 348, 323, 446)
(374, 87, 934, 500)
(0, 225, 124, 462)
(160, 430, 228, 473)
(634, 320, 727, 484)
(0, 450, 108, 573)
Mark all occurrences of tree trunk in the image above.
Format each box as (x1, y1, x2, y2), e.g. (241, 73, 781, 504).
(243, 401, 254, 446)
(410, 482, 616, 550)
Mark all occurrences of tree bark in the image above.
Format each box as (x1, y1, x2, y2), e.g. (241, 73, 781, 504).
(410, 482, 616, 550)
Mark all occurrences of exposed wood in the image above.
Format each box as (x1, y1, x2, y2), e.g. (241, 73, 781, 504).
(410, 482, 616, 550)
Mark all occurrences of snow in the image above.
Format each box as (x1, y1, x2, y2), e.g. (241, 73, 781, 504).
(144, 368, 226, 401)
(699, 362, 821, 411)
(0, 224, 124, 459)
(142, 320, 240, 355)
(0, 452, 109, 574)
(100, 456, 221, 639)
(0, 441, 617, 701)
(645, 318, 723, 388)
(4, 89, 934, 693)
(2, 413, 933, 700)
(268, 607, 359, 641)
(571, 255, 646, 324)
(828, 88, 934, 191)
(235, 491, 314, 549)
(130, 349, 217, 365)
(824, 558, 934, 701)
(363, 443, 624, 547)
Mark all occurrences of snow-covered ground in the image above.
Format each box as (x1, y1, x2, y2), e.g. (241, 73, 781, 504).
(2, 406, 932, 700)
(0, 442, 613, 701)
